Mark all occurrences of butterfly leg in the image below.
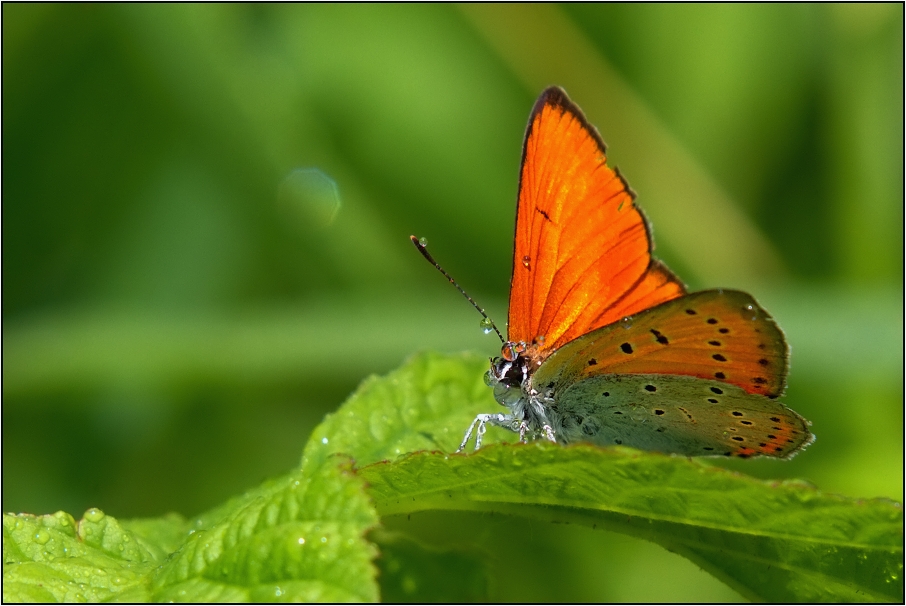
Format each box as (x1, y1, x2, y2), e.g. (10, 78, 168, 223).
(458, 413, 515, 452)
(541, 424, 556, 443)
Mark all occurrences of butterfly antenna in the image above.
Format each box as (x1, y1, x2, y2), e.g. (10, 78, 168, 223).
(410, 235, 505, 344)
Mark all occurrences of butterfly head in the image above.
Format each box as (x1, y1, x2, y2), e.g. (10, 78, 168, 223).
(486, 340, 546, 408)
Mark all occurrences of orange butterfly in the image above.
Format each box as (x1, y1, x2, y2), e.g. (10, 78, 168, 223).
(415, 86, 813, 459)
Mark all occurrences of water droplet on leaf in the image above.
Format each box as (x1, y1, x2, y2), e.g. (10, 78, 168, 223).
(84, 508, 105, 523)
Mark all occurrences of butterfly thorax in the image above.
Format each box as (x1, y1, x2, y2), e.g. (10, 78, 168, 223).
(484, 341, 555, 438)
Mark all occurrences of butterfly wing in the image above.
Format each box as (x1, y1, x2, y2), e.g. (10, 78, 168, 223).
(508, 86, 685, 352)
(549, 373, 813, 458)
(533, 289, 788, 398)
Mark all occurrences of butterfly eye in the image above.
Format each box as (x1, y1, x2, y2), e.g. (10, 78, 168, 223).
(501, 344, 517, 361)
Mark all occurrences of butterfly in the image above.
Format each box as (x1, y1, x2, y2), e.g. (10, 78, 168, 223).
(415, 86, 813, 459)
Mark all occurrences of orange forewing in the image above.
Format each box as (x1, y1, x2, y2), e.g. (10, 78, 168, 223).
(533, 290, 789, 398)
(508, 87, 684, 352)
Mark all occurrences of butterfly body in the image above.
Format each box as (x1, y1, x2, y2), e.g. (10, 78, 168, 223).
(452, 86, 813, 458)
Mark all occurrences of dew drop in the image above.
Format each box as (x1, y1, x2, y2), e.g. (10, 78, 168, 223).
(53, 511, 72, 527)
(321, 437, 329, 444)
(742, 304, 758, 321)
(418, 236, 428, 247)
(84, 508, 105, 523)
(522, 255, 531, 269)
(34, 529, 50, 545)
(479, 318, 494, 334)
(621, 317, 633, 329)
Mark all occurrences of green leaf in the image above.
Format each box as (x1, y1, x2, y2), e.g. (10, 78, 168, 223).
(310, 351, 903, 602)
(361, 444, 903, 602)
(3, 455, 380, 603)
(149, 456, 379, 602)
(372, 530, 490, 603)
(5, 351, 901, 602)
(303, 351, 499, 469)
(3, 509, 163, 602)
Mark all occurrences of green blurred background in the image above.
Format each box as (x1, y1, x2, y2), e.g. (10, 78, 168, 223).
(3, 4, 902, 601)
